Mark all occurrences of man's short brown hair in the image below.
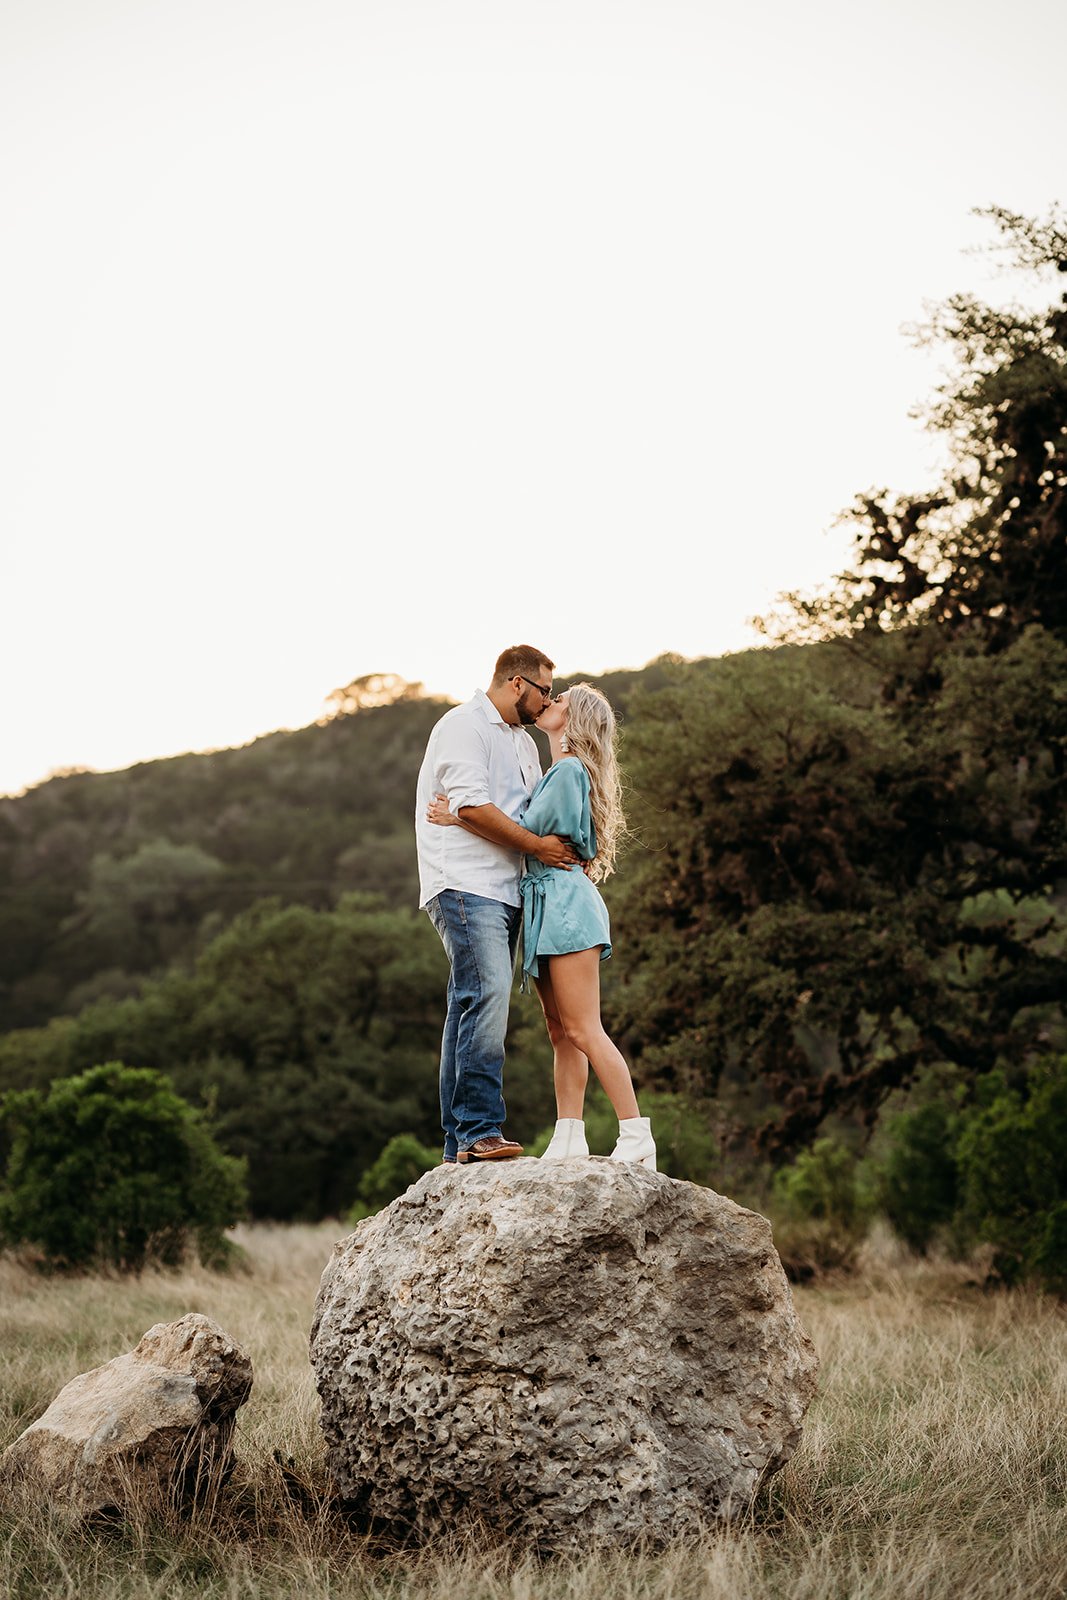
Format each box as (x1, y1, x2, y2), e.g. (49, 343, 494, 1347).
(492, 645, 555, 687)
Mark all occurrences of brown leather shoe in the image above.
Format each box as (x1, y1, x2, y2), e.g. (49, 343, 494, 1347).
(457, 1136, 524, 1163)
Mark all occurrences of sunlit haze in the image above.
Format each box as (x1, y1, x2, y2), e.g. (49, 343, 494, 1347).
(2, 0, 1064, 795)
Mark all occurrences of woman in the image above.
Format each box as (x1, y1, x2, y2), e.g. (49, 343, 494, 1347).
(430, 683, 656, 1170)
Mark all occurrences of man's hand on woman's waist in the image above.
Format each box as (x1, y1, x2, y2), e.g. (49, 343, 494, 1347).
(527, 832, 580, 869)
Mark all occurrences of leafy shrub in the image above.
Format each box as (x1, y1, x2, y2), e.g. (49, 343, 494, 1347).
(347, 1132, 440, 1223)
(0, 1062, 247, 1271)
(769, 1136, 874, 1280)
(875, 1097, 962, 1253)
(955, 1057, 1067, 1294)
(773, 1135, 870, 1227)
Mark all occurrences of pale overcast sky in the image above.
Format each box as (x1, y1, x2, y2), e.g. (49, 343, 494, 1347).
(2, 0, 1064, 795)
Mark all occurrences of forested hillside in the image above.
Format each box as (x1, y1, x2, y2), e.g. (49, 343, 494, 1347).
(0, 663, 683, 1034)
(0, 691, 447, 1032)
(1, 208, 1064, 1239)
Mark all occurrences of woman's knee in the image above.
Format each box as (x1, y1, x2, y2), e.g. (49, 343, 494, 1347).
(557, 1019, 603, 1057)
(543, 1013, 569, 1048)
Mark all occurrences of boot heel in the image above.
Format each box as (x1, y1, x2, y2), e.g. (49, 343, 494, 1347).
(610, 1116, 657, 1170)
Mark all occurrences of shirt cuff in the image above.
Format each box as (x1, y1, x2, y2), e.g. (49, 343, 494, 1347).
(451, 789, 492, 812)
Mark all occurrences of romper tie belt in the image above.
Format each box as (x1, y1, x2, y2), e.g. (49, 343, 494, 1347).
(519, 863, 551, 992)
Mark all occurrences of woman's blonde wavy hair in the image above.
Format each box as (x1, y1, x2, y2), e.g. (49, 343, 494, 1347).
(562, 683, 627, 883)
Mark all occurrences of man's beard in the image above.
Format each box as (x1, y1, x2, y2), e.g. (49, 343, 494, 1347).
(516, 697, 540, 726)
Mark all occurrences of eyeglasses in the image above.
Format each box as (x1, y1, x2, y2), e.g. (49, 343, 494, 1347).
(518, 674, 553, 700)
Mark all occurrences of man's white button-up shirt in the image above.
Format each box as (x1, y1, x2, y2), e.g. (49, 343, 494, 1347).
(415, 689, 543, 909)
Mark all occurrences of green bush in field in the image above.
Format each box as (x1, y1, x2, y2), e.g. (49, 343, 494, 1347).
(954, 1056, 1067, 1294)
(875, 1097, 962, 1253)
(0, 1062, 247, 1271)
(347, 1132, 440, 1222)
(769, 1136, 874, 1279)
(773, 1136, 871, 1228)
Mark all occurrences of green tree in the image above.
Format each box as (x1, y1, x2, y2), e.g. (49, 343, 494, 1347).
(773, 1137, 870, 1231)
(875, 1098, 961, 1254)
(608, 210, 1067, 1155)
(0, 693, 452, 1031)
(0, 891, 562, 1220)
(766, 206, 1067, 653)
(64, 838, 225, 972)
(179, 894, 445, 1216)
(955, 1055, 1067, 1293)
(0, 1062, 247, 1270)
(767, 1135, 874, 1280)
(54, 894, 448, 1219)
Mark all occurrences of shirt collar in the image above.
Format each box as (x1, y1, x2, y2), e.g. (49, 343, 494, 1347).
(475, 687, 516, 730)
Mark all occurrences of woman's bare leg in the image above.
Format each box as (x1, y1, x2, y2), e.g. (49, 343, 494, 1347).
(533, 966, 589, 1119)
(545, 949, 640, 1121)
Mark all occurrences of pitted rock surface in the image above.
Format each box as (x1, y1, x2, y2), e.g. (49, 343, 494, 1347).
(0, 1312, 252, 1518)
(310, 1159, 817, 1550)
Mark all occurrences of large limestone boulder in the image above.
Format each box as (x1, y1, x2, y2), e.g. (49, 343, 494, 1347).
(0, 1313, 252, 1519)
(310, 1160, 817, 1551)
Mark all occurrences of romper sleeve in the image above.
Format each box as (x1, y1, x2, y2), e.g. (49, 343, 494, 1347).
(523, 760, 597, 859)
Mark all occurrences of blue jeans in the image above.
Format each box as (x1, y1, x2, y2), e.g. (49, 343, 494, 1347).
(425, 890, 522, 1159)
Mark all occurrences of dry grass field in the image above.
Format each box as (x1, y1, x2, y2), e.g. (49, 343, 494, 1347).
(1, 1221, 1065, 1600)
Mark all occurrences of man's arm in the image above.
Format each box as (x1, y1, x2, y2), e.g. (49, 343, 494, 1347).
(455, 801, 580, 869)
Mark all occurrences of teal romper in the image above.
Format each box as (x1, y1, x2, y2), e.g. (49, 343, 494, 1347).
(520, 757, 612, 987)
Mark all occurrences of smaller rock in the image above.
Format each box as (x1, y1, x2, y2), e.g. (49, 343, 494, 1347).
(0, 1312, 253, 1519)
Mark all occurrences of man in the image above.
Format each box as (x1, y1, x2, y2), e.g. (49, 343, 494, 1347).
(415, 645, 579, 1164)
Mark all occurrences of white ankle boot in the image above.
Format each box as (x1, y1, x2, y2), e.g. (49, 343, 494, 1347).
(540, 1118, 589, 1160)
(610, 1116, 657, 1170)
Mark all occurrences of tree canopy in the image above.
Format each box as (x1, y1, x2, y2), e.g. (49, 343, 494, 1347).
(611, 206, 1066, 1151)
(764, 206, 1067, 654)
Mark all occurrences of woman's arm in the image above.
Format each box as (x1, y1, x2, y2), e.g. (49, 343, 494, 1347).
(427, 793, 470, 829)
